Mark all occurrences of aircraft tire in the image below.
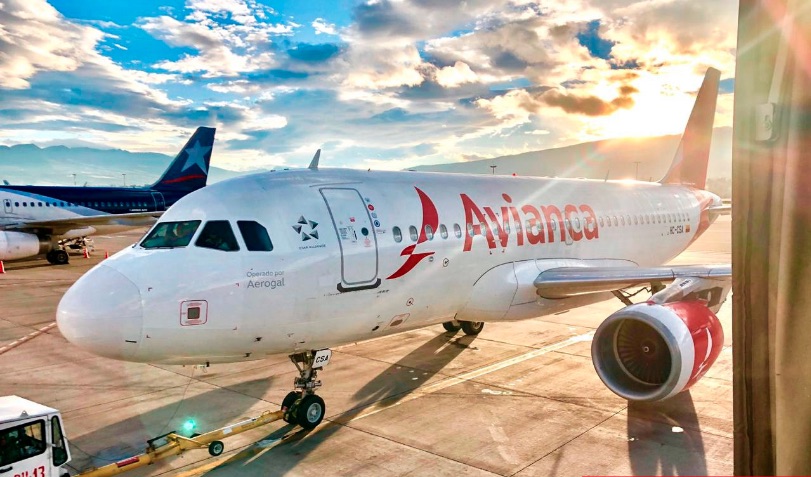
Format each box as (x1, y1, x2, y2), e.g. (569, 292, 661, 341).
(460, 321, 484, 335)
(281, 391, 300, 423)
(208, 440, 224, 456)
(52, 250, 69, 265)
(296, 394, 325, 430)
(442, 321, 461, 332)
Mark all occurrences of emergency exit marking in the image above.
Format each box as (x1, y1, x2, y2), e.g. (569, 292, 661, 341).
(180, 300, 208, 326)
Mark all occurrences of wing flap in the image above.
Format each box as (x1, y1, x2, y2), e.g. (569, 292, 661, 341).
(4, 211, 163, 236)
(534, 264, 731, 299)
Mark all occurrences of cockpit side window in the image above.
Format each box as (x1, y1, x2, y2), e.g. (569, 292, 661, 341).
(196, 220, 240, 251)
(140, 220, 201, 249)
(237, 220, 273, 251)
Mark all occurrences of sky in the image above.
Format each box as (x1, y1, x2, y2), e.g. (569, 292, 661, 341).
(0, 0, 738, 171)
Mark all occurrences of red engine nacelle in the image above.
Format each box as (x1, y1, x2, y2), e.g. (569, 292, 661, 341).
(0, 231, 50, 261)
(592, 300, 724, 402)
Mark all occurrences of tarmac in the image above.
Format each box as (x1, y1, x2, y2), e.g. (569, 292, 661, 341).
(0, 216, 732, 477)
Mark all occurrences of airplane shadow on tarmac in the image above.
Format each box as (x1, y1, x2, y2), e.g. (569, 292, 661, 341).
(64, 376, 278, 474)
(203, 331, 478, 476)
(627, 391, 708, 476)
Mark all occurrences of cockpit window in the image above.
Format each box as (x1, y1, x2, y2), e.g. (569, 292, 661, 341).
(195, 220, 240, 251)
(237, 220, 273, 251)
(140, 220, 201, 249)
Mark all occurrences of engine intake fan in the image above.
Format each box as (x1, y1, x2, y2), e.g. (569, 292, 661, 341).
(592, 300, 723, 402)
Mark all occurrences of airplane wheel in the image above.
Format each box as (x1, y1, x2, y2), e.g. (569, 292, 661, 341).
(281, 391, 301, 424)
(442, 321, 461, 332)
(52, 250, 69, 265)
(461, 321, 484, 335)
(208, 440, 224, 456)
(296, 394, 325, 430)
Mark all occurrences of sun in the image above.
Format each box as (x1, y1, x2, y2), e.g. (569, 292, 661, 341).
(587, 72, 708, 140)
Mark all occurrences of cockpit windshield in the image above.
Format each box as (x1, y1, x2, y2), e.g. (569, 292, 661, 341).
(140, 220, 201, 249)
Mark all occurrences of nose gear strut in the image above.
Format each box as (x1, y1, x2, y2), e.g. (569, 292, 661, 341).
(281, 349, 331, 430)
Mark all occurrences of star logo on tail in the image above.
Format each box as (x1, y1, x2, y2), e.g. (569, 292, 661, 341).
(292, 216, 319, 241)
(182, 140, 212, 173)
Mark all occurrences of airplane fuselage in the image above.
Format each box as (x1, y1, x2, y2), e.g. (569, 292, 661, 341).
(60, 168, 721, 364)
(0, 186, 189, 237)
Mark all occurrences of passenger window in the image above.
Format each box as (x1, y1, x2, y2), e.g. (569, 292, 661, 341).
(393, 226, 403, 243)
(140, 220, 201, 249)
(196, 221, 240, 251)
(237, 221, 273, 251)
(612, 216, 618, 226)
(467, 223, 475, 237)
(453, 223, 461, 238)
(409, 226, 418, 242)
(0, 419, 46, 466)
(439, 224, 448, 239)
(599, 217, 604, 227)
(425, 224, 434, 240)
(574, 217, 580, 229)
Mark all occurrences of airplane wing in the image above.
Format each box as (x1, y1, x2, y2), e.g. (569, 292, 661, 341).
(708, 204, 731, 215)
(534, 264, 731, 299)
(2, 211, 163, 236)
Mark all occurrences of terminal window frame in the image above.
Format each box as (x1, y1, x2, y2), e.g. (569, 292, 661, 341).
(140, 220, 202, 249)
(195, 220, 241, 252)
(237, 220, 274, 252)
(0, 419, 47, 467)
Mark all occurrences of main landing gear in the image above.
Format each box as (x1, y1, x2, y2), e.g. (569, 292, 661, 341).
(46, 249, 69, 265)
(281, 349, 332, 430)
(442, 319, 485, 335)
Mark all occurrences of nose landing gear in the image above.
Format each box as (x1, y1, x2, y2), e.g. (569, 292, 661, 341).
(282, 349, 332, 430)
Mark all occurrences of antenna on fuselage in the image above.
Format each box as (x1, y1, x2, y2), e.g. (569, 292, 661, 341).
(604, 169, 610, 182)
(308, 149, 321, 170)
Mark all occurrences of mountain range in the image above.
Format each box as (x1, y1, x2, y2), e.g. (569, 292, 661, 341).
(0, 128, 731, 197)
(411, 127, 731, 197)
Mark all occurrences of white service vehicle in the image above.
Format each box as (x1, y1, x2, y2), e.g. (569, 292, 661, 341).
(0, 396, 70, 477)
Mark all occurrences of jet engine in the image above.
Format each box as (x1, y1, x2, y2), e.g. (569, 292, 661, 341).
(0, 231, 50, 261)
(592, 277, 728, 402)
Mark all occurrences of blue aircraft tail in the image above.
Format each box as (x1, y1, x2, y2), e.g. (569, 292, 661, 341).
(151, 127, 216, 193)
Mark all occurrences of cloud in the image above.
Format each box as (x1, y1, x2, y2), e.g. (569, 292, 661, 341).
(435, 61, 479, 87)
(0, 1, 102, 89)
(312, 18, 337, 36)
(541, 83, 638, 116)
(138, 1, 299, 77)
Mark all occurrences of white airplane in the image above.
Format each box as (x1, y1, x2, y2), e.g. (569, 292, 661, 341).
(0, 127, 215, 264)
(57, 69, 731, 431)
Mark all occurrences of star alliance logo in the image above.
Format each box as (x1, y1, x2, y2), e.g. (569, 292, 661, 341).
(293, 216, 319, 241)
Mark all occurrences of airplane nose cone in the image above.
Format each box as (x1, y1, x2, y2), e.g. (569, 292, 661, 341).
(57, 265, 143, 361)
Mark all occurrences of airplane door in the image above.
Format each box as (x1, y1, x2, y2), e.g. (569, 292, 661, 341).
(151, 192, 165, 211)
(3, 198, 12, 214)
(320, 188, 380, 291)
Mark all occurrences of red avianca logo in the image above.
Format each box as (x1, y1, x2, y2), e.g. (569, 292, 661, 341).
(387, 187, 437, 280)
(387, 188, 601, 280)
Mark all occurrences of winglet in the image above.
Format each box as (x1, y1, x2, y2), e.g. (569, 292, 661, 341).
(660, 68, 721, 189)
(309, 149, 321, 170)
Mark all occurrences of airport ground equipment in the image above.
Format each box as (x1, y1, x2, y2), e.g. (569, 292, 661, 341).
(0, 395, 285, 477)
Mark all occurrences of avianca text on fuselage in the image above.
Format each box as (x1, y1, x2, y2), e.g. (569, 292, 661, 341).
(461, 192, 599, 251)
